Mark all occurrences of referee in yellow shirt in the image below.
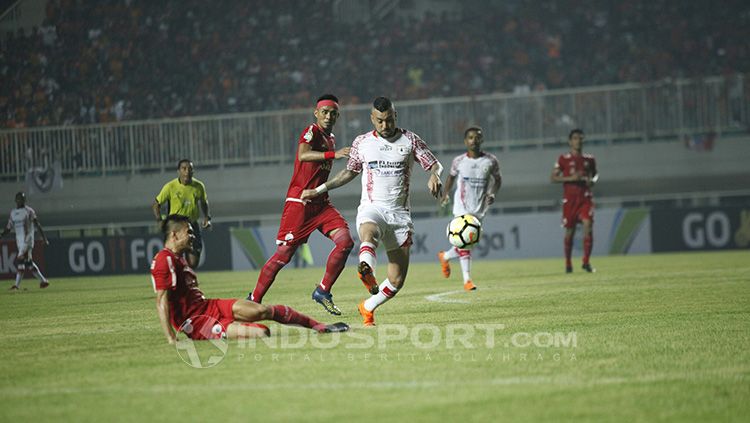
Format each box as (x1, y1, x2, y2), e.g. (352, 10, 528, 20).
(152, 159, 212, 267)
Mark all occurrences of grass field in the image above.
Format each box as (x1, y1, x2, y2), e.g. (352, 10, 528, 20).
(1, 251, 749, 422)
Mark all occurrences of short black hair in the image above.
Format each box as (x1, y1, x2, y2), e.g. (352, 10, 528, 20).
(15, 191, 25, 198)
(464, 126, 483, 138)
(373, 97, 393, 112)
(161, 214, 191, 236)
(316, 94, 339, 103)
(177, 159, 192, 169)
(568, 128, 584, 139)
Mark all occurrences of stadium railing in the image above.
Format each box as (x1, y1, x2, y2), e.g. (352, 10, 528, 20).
(1, 73, 747, 181)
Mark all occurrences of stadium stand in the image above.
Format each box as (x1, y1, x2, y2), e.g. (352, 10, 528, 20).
(1, 0, 748, 128)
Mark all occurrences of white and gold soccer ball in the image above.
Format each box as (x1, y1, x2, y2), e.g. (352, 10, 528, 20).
(446, 214, 482, 249)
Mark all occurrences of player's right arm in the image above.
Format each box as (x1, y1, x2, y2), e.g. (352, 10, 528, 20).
(155, 289, 176, 344)
(152, 183, 170, 224)
(297, 143, 351, 162)
(300, 169, 358, 201)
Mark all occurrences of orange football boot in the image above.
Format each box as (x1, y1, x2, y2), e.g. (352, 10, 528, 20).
(437, 251, 451, 278)
(464, 280, 477, 291)
(357, 261, 379, 295)
(357, 301, 376, 326)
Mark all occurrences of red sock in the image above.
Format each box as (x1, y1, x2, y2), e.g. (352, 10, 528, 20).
(269, 305, 324, 332)
(564, 234, 573, 267)
(250, 245, 296, 302)
(319, 229, 354, 292)
(583, 234, 593, 265)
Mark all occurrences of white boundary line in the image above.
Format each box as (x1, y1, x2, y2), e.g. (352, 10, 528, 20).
(425, 289, 471, 304)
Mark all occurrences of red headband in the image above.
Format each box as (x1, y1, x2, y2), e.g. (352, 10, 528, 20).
(317, 99, 339, 109)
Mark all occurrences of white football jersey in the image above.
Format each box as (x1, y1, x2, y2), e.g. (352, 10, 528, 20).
(7, 206, 36, 246)
(347, 129, 438, 211)
(450, 152, 501, 219)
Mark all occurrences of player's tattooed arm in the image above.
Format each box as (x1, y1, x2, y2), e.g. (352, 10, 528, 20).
(297, 143, 351, 162)
(300, 169, 359, 201)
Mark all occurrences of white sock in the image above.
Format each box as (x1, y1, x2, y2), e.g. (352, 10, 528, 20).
(364, 279, 399, 312)
(30, 262, 47, 283)
(442, 246, 459, 261)
(459, 250, 472, 283)
(14, 271, 22, 287)
(359, 242, 377, 271)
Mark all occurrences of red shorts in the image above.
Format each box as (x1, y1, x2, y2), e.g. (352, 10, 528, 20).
(276, 200, 349, 246)
(562, 198, 594, 228)
(181, 299, 237, 340)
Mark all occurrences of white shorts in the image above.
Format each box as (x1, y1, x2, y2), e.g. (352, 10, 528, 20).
(16, 236, 33, 259)
(356, 204, 413, 251)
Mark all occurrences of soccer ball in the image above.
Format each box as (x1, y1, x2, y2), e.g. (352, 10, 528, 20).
(447, 214, 482, 249)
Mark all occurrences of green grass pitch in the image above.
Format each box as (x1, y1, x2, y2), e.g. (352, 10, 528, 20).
(1, 251, 748, 422)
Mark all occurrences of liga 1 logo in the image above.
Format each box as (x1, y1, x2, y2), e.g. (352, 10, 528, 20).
(174, 315, 229, 368)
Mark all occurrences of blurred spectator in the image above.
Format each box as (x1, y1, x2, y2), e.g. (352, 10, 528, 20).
(1, 0, 748, 128)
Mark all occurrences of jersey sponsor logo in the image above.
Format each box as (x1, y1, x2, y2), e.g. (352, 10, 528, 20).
(303, 126, 314, 142)
(379, 144, 393, 152)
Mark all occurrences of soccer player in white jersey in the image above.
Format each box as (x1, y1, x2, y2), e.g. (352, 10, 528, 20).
(1, 192, 50, 290)
(438, 127, 502, 291)
(301, 97, 444, 326)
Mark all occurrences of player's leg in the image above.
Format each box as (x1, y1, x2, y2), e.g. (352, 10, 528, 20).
(312, 223, 354, 315)
(564, 226, 575, 273)
(248, 243, 298, 302)
(358, 244, 409, 326)
(28, 259, 49, 288)
(10, 247, 30, 290)
(457, 248, 476, 290)
(232, 299, 348, 333)
(581, 217, 595, 272)
(357, 222, 381, 295)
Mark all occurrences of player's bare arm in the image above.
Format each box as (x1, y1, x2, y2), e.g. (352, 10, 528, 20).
(297, 143, 351, 162)
(155, 289, 176, 344)
(300, 169, 358, 201)
(151, 200, 163, 223)
(441, 174, 456, 206)
(486, 168, 503, 206)
(33, 218, 49, 245)
(428, 162, 444, 199)
(200, 199, 212, 229)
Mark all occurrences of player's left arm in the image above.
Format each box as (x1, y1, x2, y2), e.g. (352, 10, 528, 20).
(427, 161, 444, 199)
(587, 158, 599, 187)
(486, 160, 503, 206)
(0, 220, 9, 238)
(33, 218, 49, 245)
(198, 183, 211, 229)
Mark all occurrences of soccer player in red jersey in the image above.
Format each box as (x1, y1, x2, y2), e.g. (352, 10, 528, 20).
(151, 215, 348, 344)
(551, 129, 598, 273)
(247, 94, 354, 315)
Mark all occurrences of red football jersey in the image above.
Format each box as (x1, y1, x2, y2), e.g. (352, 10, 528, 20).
(284, 124, 336, 203)
(555, 152, 597, 200)
(150, 249, 208, 329)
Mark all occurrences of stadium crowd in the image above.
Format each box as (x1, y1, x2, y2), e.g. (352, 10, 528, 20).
(1, 0, 748, 128)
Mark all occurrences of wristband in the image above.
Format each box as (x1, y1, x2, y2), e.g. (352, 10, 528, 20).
(314, 184, 328, 194)
(324, 151, 336, 160)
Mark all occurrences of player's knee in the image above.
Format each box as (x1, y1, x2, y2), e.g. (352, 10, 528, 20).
(337, 235, 354, 252)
